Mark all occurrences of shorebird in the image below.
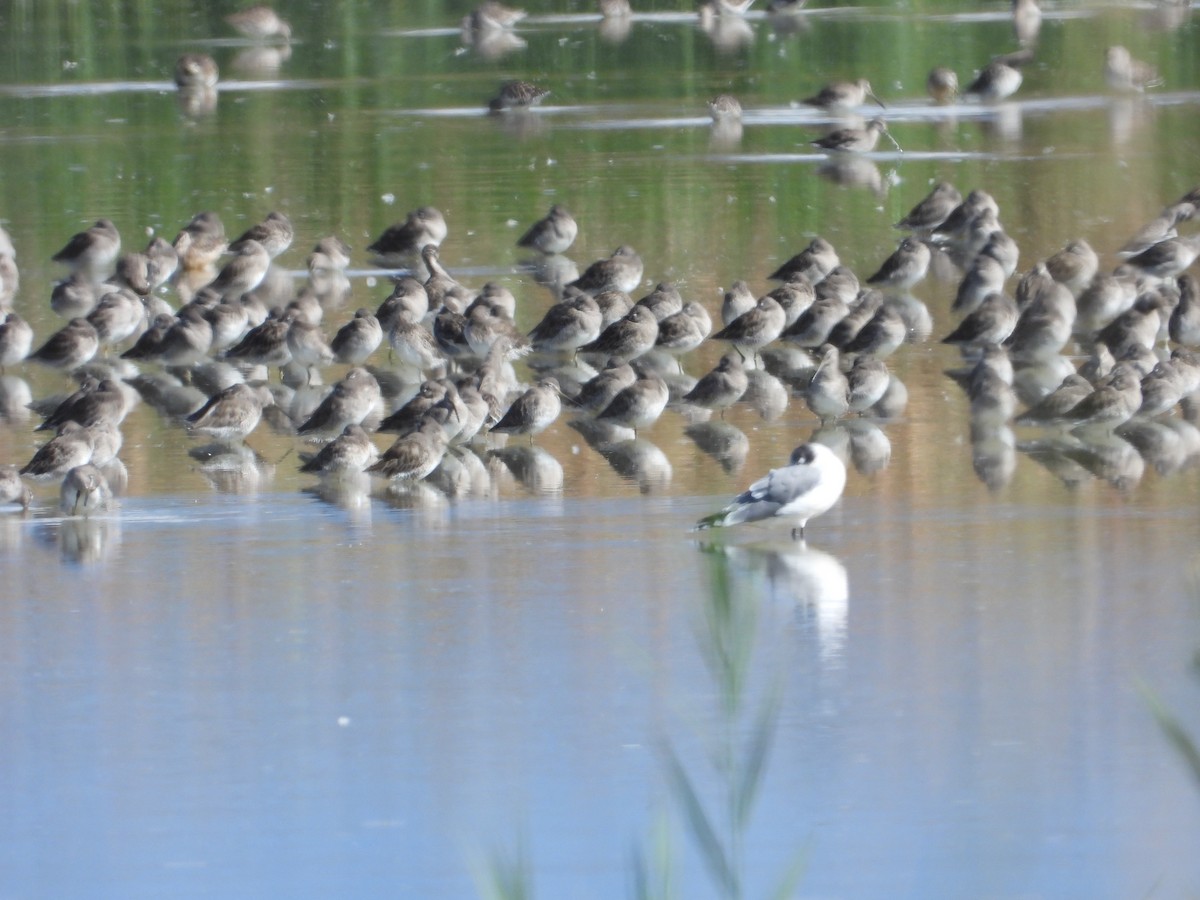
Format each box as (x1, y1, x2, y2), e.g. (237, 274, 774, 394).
(51, 219, 121, 276)
(174, 54, 219, 89)
(569, 246, 644, 295)
(964, 56, 1026, 103)
(368, 417, 450, 481)
(580, 304, 659, 361)
(29, 318, 99, 372)
(927, 67, 958, 104)
(528, 294, 603, 355)
(806, 344, 850, 423)
(696, 442, 846, 540)
(802, 78, 884, 112)
(367, 207, 448, 265)
(517, 204, 578, 255)
(230, 211, 294, 258)
(769, 238, 839, 283)
(812, 117, 892, 153)
(488, 80, 550, 112)
(682, 354, 749, 417)
(866, 237, 931, 291)
(186, 382, 267, 443)
(299, 424, 379, 476)
(173, 211, 227, 272)
(59, 464, 112, 517)
(490, 377, 563, 441)
(895, 183, 962, 233)
(594, 372, 670, 435)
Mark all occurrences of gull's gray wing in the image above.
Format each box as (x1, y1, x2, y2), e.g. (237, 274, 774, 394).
(722, 462, 820, 525)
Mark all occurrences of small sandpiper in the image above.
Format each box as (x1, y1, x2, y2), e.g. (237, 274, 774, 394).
(1105, 45, 1159, 92)
(528, 294, 603, 355)
(0, 465, 32, 509)
(943, 292, 1019, 346)
(463, 1, 527, 31)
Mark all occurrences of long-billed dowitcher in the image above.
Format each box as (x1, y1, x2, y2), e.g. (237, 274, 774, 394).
(812, 117, 892, 153)
(52, 219, 121, 276)
(59, 464, 112, 516)
(802, 78, 884, 112)
(186, 382, 267, 443)
(491, 377, 563, 440)
(569, 246, 645, 295)
(300, 424, 379, 476)
(517, 205, 578, 255)
(367, 207, 448, 265)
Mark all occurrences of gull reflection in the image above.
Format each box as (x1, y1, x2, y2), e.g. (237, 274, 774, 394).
(701, 539, 849, 664)
(685, 420, 750, 474)
(489, 444, 564, 495)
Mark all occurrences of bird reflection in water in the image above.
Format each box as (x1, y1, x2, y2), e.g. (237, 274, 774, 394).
(488, 444, 563, 495)
(699, 539, 849, 665)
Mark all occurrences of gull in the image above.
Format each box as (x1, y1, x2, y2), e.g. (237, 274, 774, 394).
(696, 442, 846, 540)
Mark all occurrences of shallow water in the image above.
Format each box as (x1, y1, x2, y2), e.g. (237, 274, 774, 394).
(2, 1, 1200, 897)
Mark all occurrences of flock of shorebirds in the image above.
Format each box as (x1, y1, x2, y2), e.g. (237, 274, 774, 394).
(1, 0, 1198, 539)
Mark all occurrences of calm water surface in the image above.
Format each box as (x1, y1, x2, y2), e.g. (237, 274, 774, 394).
(2, 2, 1200, 897)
